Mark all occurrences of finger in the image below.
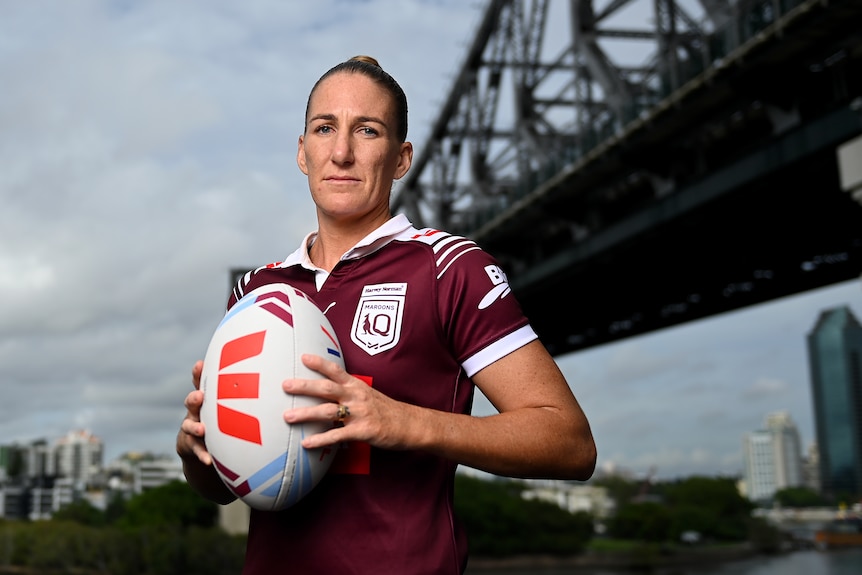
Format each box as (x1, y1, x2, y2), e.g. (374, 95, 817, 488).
(300, 426, 348, 450)
(178, 419, 212, 465)
(300, 353, 350, 382)
(282, 375, 343, 401)
(284, 402, 343, 425)
(184, 390, 204, 417)
(192, 360, 204, 389)
(193, 442, 213, 466)
(181, 416, 205, 438)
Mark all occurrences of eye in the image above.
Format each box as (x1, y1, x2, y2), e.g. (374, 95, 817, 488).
(315, 125, 333, 135)
(359, 126, 379, 136)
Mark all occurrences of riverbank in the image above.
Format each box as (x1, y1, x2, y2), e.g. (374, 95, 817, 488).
(466, 543, 758, 572)
(467, 548, 862, 575)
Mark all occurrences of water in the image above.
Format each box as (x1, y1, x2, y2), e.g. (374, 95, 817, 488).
(690, 549, 862, 575)
(465, 548, 862, 574)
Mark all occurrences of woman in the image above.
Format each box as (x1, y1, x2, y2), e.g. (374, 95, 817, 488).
(177, 55, 596, 575)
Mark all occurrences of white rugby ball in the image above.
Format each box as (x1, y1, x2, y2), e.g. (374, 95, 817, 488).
(199, 283, 342, 511)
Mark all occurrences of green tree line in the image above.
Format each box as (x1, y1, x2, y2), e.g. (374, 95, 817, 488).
(455, 474, 593, 556)
(593, 474, 787, 553)
(0, 474, 792, 573)
(0, 481, 245, 575)
(0, 477, 593, 573)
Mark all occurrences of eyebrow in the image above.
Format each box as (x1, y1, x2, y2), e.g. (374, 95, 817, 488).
(308, 113, 389, 128)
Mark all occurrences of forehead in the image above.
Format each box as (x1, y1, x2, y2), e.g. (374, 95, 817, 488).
(308, 72, 395, 117)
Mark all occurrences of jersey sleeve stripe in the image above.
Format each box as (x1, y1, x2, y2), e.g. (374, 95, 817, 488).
(232, 271, 253, 303)
(435, 239, 477, 268)
(436, 246, 482, 280)
(461, 325, 538, 377)
(430, 233, 466, 253)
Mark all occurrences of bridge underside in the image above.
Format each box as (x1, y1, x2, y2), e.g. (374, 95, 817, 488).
(513, 140, 862, 355)
(468, 1, 862, 355)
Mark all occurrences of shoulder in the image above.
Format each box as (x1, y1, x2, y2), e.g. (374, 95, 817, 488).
(228, 260, 300, 309)
(393, 227, 516, 313)
(392, 227, 492, 279)
(227, 240, 312, 307)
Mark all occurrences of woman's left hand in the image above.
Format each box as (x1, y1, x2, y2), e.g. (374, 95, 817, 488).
(283, 341, 596, 480)
(282, 353, 421, 451)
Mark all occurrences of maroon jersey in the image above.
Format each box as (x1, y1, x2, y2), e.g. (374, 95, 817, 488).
(230, 215, 537, 575)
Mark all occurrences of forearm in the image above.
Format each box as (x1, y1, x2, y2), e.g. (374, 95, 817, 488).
(289, 343, 596, 480)
(418, 340, 596, 479)
(412, 404, 596, 480)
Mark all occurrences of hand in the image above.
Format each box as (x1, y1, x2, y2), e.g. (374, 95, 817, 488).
(176, 360, 213, 466)
(283, 354, 420, 451)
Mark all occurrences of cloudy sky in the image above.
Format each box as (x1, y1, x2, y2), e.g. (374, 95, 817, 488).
(1, 0, 860, 482)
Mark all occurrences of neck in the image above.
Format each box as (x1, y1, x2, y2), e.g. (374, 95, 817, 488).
(309, 210, 392, 272)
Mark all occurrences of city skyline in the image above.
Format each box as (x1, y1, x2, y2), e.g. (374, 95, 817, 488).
(807, 304, 862, 495)
(6, 279, 858, 483)
(1, 0, 861, 482)
(743, 411, 805, 501)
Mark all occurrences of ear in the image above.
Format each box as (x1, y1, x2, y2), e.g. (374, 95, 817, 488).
(394, 141, 413, 180)
(296, 135, 309, 175)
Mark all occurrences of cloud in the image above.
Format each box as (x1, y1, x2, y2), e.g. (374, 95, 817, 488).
(0, 0, 484, 462)
(0, 1, 859, 482)
(602, 344, 681, 386)
(743, 377, 790, 399)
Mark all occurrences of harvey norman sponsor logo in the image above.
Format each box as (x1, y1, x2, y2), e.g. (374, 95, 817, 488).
(350, 283, 407, 356)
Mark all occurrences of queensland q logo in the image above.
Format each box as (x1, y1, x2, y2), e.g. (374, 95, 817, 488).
(350, 283, 407, 356)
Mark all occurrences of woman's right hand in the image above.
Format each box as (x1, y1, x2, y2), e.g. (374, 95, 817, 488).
(176, 361, 236, 504)
(176, 361, 213, 465)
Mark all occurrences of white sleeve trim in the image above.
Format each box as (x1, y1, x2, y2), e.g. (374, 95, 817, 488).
(462, 325, 538, 377)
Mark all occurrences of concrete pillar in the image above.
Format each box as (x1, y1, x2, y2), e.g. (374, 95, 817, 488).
(837, 133, 862, 206)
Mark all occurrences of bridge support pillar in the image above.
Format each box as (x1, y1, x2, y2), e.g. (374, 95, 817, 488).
(838, 132, 862, 207)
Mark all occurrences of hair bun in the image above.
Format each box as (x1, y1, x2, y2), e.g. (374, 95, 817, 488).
(349, 55, 382, 68)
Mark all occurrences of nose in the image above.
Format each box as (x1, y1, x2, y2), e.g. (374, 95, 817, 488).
(330, 130, 354, 165)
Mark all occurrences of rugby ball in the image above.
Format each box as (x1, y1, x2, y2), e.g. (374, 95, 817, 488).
(199, 283, 343, 511)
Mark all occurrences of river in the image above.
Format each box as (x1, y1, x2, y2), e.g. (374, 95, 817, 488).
(465, 548, 862, 574)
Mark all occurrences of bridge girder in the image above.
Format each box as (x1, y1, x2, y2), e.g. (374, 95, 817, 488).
(394, 0, 862, 354)
(395, 0, 724, 232)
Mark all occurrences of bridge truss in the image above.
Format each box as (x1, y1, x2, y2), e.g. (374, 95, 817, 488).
(394, 0, 862, 355)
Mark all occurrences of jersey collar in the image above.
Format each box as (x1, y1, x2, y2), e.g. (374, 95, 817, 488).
(283, 213, 415, 272)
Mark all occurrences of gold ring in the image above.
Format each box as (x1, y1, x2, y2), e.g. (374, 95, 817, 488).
(336, 404, 350, 422)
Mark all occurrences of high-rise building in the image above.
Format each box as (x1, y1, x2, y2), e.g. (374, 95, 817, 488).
(24, 439, 56, 481)
(802, 442, 821, 492)
(54, 430, 104, 489)
(133, 456, 184, 493)
(743, 411, 804, 501)
(806, 305, 862, 497)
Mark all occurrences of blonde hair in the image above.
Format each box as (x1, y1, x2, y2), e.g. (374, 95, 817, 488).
(348, 55, 381, 67)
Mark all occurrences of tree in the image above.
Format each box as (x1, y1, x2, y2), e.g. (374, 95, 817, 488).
(104, 490, 128, 525)
(120, 480, 219, 529)
(773, 486, 828, 508)
(607, 502, 672, 542)
(592, 475, 641, 508)
(4, 448, 25, 479)
(454, 474, 593, 556)
(662, 476, 753, 541)
(602, 476, 755, 544)
(51, 499, 105, 527)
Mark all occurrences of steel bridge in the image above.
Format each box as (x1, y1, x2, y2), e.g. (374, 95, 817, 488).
(393, 0, 862, 356)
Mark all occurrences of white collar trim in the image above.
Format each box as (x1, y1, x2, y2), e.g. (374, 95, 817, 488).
(282, 213, 415, 272)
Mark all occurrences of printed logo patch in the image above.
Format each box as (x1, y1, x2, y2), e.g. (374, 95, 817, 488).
(216, 331, 266, 445)
(478, 265, 511, 309)
(350, 283, 407, 356)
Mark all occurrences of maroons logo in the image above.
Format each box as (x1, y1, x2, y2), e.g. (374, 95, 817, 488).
(350, 283, 406, 356)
